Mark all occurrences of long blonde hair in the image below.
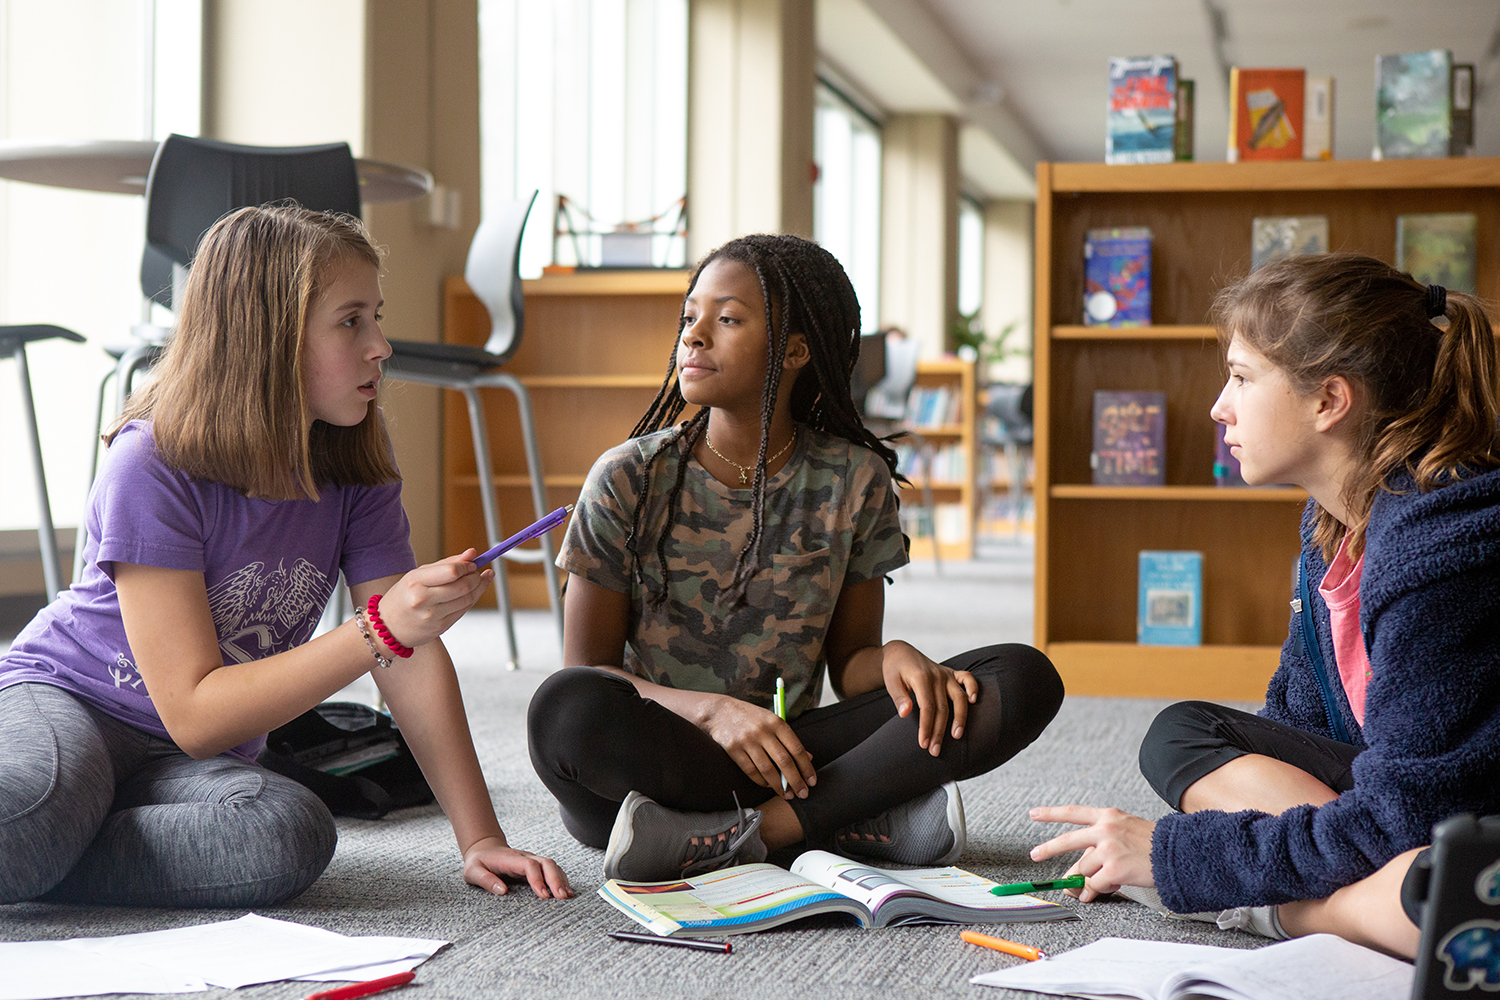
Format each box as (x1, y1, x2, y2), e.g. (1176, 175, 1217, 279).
(109, 204, 399, 500)
(1213, 252, 1500, 560)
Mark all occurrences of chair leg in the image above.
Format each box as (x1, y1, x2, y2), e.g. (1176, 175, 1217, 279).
(15, 346, 63, 598)
(1005, 441, 1024, 541)
(74, 364, 116, 585)
(489, 374, 564, 645)
(461, 386, 521, 670)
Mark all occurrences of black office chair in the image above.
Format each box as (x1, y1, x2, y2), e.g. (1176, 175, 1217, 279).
(78, 134, 364, 581)
(978, 383, 1033, 541)
(2, 324, 86, 597)
(380, 192, 561, 670)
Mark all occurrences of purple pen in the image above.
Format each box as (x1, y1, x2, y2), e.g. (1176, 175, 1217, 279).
(473, 504, 573, 568)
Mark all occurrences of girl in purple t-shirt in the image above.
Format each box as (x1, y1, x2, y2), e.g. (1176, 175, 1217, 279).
(0, 205, 572, 907)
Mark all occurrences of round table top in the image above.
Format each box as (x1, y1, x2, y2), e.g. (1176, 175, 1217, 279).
(0, 138, 433, 203)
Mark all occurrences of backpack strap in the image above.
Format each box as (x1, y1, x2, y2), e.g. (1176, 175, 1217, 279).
(1296, 550, 1352, 745)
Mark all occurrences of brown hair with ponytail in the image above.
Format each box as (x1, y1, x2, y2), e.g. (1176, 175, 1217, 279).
(1213, 251, 1500, 561)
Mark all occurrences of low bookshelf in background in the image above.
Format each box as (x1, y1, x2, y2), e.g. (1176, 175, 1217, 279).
(1033, 156, 1500, 700)
(896, 358, 978, 561)
(440, 269, 691, 609)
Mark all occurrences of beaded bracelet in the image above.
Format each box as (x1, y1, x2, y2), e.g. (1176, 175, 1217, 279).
(366, 594, 414, 658)
(353, 608, 393, 669)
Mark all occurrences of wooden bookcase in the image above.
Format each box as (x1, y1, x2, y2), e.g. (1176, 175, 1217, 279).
(1033, 157, 1500, 699)
(901, 358, 978, 561)
(441, 269, 691, 608)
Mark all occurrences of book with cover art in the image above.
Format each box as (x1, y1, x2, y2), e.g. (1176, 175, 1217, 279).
(1213, 422, 1246, 487)
(972, 934, 1414, 1000)
(1305, 76, 1334, 160)
(1376, 50, 1452, 160)
(1138, 550, 1202, 646)
(1397, 212, 1477, 294)
(1106, 55, 1177, 165)
(1092, 391, 1165, 486)
(598, 851, 1072, 938)
(1083, 227, 1152, 326)
(1228, 68, 1305, 162)
(1452, 63, 1475, 155)
(1251, 215, 1328, 272)
(1174, 79, 1195, 161)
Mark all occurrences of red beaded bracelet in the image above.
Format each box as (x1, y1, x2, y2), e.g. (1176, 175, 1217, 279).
(366, 594, 414, 658)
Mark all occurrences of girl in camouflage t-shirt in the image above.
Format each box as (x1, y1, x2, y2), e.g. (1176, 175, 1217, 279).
(529, 234, 1064, 882)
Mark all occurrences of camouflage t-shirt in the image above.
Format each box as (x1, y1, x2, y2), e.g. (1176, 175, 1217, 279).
(557, 426, 908, 718)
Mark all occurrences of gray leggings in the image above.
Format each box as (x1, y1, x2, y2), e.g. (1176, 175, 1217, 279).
(0, 682, 337, 908)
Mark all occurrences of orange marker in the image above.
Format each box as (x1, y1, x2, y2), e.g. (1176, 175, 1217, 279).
(961, 929, 1045, 961)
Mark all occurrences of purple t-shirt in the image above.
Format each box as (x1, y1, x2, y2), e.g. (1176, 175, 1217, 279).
(0, 421, 416, 761)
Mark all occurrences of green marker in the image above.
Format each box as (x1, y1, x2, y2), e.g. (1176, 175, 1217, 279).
(774, 677, 787, 792)
(990, 875, 1086, 896)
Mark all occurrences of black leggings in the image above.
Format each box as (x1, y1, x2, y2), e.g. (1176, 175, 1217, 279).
(527, 644, 1064, 849)
(1138, 700, 1360, 812)
(1140, 701, 1433, 928)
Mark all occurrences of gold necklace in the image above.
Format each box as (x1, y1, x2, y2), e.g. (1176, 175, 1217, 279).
(704, 429, 796, 485)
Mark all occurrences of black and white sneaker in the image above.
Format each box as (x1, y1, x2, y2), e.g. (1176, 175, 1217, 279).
(602, 791, 768, 882)
(833, 781, 966, 866)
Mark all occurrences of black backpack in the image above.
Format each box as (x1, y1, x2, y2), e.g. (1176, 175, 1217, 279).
(258, 702, 434, 819)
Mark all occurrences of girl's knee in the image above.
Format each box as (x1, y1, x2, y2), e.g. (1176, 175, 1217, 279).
(966, 644, 1065, 739)
(1139, 700, 1230, 781)
(528, 667, 637, 753)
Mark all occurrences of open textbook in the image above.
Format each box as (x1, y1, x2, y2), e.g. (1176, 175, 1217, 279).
(599, 849, 1073, 938)
(971, 934, 1413, 1000)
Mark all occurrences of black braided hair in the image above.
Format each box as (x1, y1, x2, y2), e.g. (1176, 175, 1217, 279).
(624, 233, 902, 609)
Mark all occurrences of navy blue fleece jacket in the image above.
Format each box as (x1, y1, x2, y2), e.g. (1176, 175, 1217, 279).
(1152, 468, 1500, 913)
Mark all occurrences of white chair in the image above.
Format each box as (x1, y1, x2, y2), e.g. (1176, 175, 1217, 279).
(381, 192, 561, 669)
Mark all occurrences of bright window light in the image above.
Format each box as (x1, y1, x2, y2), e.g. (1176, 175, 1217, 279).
(479, 0, 688, 277)
(814, 82, 881, 331)
(0, 0, 201, 535)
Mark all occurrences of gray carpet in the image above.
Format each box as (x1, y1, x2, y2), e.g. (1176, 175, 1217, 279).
(0, 548, 1271, 999)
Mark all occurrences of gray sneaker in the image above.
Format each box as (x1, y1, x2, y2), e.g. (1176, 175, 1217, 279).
(603, 791, 768, 882)
(833, 781, 966, 866)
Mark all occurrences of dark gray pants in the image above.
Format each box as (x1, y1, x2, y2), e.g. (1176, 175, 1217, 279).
(0, 682, 336, 907)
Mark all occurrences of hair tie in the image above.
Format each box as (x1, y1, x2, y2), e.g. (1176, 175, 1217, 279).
(1426, 284, 1447, 319)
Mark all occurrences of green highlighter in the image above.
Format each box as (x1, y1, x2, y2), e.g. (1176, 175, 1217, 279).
(989, 875, 1086, 896)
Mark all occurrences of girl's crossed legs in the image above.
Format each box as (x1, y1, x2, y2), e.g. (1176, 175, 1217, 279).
(528, 643, 1064, 850)
(0, 682, 336, 907)
(1140, 700, 1422, 958)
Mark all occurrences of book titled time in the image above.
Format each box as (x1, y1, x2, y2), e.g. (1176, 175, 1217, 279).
(1091, 391, 1165, 486)
(1138, 550, 1203, 646)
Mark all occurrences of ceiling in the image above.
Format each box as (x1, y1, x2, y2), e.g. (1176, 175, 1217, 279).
(821, 0, 1500, 197)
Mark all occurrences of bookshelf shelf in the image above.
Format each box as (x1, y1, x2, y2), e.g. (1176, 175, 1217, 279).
(898, 359, 977, 560)
(442, 270, 691, 608)
(1050, 485, 1306, 502)
(1033, 156, 1500, 697)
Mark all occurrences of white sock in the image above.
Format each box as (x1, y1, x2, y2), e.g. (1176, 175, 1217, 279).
(1216, 904, 1289, 939)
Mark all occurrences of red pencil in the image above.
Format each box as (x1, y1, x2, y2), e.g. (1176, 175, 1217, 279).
(304, 970, 416, 1000)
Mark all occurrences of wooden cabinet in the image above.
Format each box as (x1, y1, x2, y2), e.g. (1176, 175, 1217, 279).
(1033, 158, 1500, 698)
(441, 270, 690, 607)
(899, 358, 977, 561)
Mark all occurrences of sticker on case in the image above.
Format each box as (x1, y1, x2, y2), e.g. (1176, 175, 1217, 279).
(1436, 919, 1500, 991)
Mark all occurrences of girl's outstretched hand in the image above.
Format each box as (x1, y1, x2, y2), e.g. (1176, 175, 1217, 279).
(1029, 805, 1156, 902)
(698, 694, 817, 799)
(374, 549, 494, 650)
(463, 835, 573, 899)
(881, 640, 979, 757)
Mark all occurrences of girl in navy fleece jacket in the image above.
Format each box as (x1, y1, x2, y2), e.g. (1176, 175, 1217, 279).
(1031, 252, 1500, 960)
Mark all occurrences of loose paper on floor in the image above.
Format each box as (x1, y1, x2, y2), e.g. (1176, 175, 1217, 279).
(0, 913, 448, 1000)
